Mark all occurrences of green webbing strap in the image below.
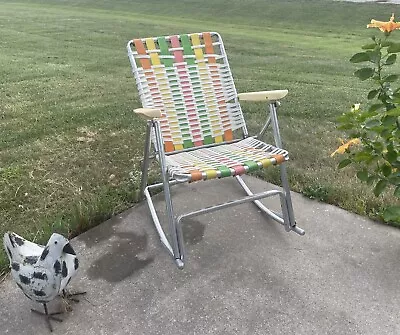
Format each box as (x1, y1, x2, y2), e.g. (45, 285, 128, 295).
(157, 37, 173, 67)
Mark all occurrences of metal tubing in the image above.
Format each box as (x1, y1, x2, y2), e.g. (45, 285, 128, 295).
(144, 187, 174, 255)
(292, 225, 305, 235)
(269, 102, 283, 149)
(147, 179, 184, 191)
(269, 102, 297, 228)
(139, 121, 152, 200)
(258, 116, 272, 139)
(235, 176, 284, 223)
(235, 176, 304, 236)
(254, 200, 285, 224)
(177, 189, 282, 223)
(278, 163, 296, 227)
(153, 121, 185, 262)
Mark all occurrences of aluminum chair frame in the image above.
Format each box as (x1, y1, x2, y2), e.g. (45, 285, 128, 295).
(127, 32, 304, 269)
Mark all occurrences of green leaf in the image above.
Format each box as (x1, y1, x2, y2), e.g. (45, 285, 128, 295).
(382, 163, 392, 177)
(368, 104, 384, 112)
(338, 159, 352, 169)
(395, 186, 400, 198)
(359, 110, 379, 120)
(386, 108, 400, 116)
(386, 149, 398, 163)
(383, 74, 399, 83)
(388, 174, 400, 186)
(382, 206, 400, 222)
(380, 128, 391, 138)
(374, 179, 388, 196)
(372, 141, 384, 152)
(362, 43, 376, 50)
(382, 115, 398, 127)
(388, 43, 400, 53)
(365, 119, 381, 128)
(354, 67, 375, 81)
(356, 170, 369, 181)
(337, 124, 354, 131)
(350, 52, 371, 63)
(367, 89, 379, 100)
(368, 50, 381, 64)
(354, 151, 372, 162)
(385, 54, 397, 65)
(382, 41, 393, 48)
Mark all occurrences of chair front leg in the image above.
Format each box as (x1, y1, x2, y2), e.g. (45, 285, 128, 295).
(139, 121, 152, 201)
(153, 120, 185, 268)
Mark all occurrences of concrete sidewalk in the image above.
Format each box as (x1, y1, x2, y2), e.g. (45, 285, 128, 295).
(1, 176, 400, 335)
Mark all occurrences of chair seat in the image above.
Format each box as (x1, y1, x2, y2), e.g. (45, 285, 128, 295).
(165, 137, 288, 182)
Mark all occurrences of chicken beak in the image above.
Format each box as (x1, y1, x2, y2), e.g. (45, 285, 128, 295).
(62, 243, 76, 255)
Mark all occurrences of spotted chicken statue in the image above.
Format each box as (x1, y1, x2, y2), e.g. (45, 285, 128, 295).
(3, 232, 84, 332)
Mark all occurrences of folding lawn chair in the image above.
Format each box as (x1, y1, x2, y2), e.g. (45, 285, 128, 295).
(127, 32, 304, 269)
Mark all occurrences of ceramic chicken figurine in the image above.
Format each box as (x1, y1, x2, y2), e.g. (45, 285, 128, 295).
(3, 232, 84, 332)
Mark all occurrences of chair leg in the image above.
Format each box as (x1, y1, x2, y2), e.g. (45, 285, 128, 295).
(262, 101, 304, 234)
(153, 121, 185, 268)
(139, 121, 152, 201)
(278, 162, 296, 230)
(161, 175, 185, 268)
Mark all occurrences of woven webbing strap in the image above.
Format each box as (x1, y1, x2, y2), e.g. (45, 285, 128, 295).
(165, 137, 288, 182)
(129, 32, 245, 152)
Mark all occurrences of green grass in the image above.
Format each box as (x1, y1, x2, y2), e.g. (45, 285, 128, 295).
(1, 0, 399, 271)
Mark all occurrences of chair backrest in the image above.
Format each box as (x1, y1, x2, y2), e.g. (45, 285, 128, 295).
(127, 32, 247, 153)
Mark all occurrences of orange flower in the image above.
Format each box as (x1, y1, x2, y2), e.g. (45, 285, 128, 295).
(331, 138, 361, 157)
(367, 13, 400, 33)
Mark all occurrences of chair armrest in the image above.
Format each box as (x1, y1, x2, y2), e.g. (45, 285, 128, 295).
(134, 108, 162, 119)
(237, 90, 288, 102)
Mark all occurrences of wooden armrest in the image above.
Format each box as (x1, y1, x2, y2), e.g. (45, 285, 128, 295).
(237, 90, 288, 102)
(134, 108, 162, 119)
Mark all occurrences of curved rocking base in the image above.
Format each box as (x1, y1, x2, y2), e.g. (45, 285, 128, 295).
(144, 173, 304, 269)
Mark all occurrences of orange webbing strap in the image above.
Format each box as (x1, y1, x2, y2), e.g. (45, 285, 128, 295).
(203, 32, 216, 64)
(133, 39, 151, 69)
(189, 170, 203, 182)
(273, 154, 286, 164)
(134, 39, 174, 152)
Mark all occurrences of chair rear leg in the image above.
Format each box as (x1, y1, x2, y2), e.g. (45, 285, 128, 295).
(278, 162, 296, 230)
(268, 101, 304, 235)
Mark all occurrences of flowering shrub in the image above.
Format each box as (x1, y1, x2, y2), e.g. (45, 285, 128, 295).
(334, 14, 400, 224)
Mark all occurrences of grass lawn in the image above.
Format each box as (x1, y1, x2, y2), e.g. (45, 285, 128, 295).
(1, 0, 399, 272)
